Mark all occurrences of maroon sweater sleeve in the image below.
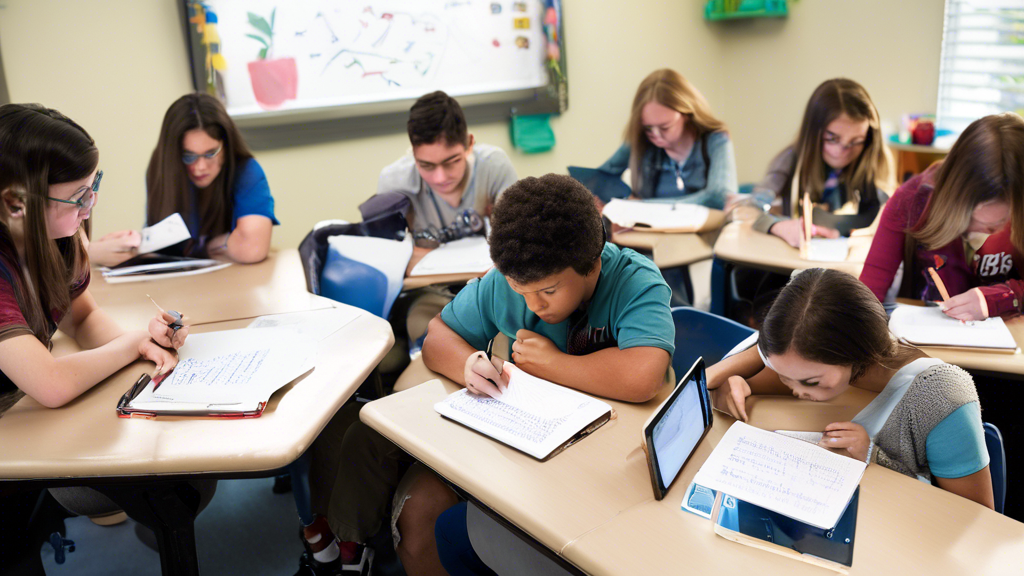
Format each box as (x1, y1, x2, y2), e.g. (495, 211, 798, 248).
(860, 177, 923, 301)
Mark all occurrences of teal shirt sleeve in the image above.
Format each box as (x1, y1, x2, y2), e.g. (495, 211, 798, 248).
(607, 253, 675, 356)
(439, 271, 502, 352)
(926, 402, 989, 479)
(232, 158, 280, 229)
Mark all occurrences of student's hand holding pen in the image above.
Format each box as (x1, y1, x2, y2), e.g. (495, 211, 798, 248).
(940, 287, 989, 322)
(820, 422, 870, 462)
(463, 350, 508, 399)
(136, 333, 179, 376)
(148, 311, 189, 350)
(769, 219, 839, 248)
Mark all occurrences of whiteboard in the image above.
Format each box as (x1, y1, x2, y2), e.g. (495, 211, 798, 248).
(188, 0, 558, 118)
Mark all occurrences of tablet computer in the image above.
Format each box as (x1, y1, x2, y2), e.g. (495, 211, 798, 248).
(643, 357, 713, 500)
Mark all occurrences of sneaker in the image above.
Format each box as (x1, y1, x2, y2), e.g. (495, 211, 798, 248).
(293, 551, 340, 576)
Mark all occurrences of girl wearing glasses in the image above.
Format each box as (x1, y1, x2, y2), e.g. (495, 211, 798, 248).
(860, 113, 1024, 321)
(0, 104, 213, 521)
(90, 93, 278, 265)
(596, 68, 737, 209)
(752, 78, 895, 247)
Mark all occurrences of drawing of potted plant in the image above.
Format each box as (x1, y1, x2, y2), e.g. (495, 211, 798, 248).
(246, 8, 297, 110)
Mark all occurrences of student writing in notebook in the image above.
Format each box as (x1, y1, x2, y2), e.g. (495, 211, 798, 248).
(89, 93, 278, 265)
(860, 113, 1024, 321)
(595, 68, 737, 210)
(307, 175, 675, 576)
(751, 78, 895, 246)
(708, 269, 994, 509)
(0, 104, 215, 535)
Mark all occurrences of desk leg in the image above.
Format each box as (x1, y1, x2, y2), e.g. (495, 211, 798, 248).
(710, 258, 728, 317)
(96, 482, 201, 576)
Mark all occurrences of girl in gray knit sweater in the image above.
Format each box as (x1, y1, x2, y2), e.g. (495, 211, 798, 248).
(707, 268, 995, 510)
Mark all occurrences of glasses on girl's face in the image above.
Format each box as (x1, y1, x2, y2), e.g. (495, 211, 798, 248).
(822, 133, 867, 151)
(643, 115, 682, 139)
(47, 170, 101, 213)
(182, 144, 223, 165)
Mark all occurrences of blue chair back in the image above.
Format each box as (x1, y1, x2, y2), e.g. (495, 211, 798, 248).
(984, 422, 1007, 514)
(320, 249, 390, 318)
(670, 307, 754, 382)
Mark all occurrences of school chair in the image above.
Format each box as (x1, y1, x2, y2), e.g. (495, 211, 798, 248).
(984, 422, 1007, 515)
(670, 306, 754, 382)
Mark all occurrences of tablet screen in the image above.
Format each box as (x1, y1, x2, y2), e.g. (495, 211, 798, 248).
(645, 358, 712, 499)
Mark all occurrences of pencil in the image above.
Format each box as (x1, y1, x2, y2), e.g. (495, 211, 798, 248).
(800, 193, 812, 258)
(928, 267, 951, 302)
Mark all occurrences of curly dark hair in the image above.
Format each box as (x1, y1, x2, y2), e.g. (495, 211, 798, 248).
(407, 91, 468, 147)
(489, 174, 605, 284)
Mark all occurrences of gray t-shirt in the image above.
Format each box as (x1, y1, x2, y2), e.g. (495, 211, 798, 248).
(376, 143, 518, 235)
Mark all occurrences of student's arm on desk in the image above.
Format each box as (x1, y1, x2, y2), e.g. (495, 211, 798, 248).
(706, 346, 790, 421)
(935, 468, 996, 510)
(0, 291, 179, 408)
(423, 315, 508, 398)
(209, 215, 272, 264)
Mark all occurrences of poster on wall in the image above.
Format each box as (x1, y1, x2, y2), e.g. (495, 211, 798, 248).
(185, 0, 565, 118)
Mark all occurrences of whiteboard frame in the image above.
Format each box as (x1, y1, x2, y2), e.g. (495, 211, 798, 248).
(179, 1, 567, 148)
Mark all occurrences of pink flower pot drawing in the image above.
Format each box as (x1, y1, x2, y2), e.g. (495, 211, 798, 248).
(247, 57, 298, 110)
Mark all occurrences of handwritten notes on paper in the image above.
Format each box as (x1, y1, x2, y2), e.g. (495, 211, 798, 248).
(889, 305, 1017, 350)
(434, 363, 611, 459)
(692, 422, 865, 529)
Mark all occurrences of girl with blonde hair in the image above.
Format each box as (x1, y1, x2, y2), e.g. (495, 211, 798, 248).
(597, 68, 737, 209)
(860, 113, 1024, 321)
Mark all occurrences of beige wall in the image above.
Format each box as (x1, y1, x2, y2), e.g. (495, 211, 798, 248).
(0, 0, 943, 249)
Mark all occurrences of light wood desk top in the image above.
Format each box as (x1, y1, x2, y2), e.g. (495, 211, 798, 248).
(362, 378, 1024, 574)
(0, 301, 392, 480)
(895, 300, 1024, 377)
(713, 220, 873, 276)
(610, 209, 726, 268)
(89, 249, 329, 329)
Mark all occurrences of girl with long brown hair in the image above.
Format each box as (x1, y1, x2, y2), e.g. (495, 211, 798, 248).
(860, 113, 1024, 321)
(753, 78, 895, 246)
(708, 268, 994, 510)
(596, 68, 737, 208)
(90, 93, 278, 265)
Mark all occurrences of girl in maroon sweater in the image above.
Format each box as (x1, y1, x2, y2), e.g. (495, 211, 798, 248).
(860, 113, 1024, 320)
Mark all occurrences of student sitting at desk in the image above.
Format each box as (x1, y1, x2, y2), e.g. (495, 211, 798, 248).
(860, 113, 1024, 320)
(89, 93, 278, 265)
(373, 90, 518, 271)
(0, 104, 214, 541)
(751, 78, 895, 246)
(594, 68, 737, 210)
(709, 268, 993, 509)
(314, 174, 675, 576)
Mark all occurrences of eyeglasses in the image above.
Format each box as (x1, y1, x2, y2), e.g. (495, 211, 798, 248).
(822, 133, 867, 151)
(642, 113, 683, 139)
(413, 210, 485, 248)
(182, 145, 223, 166)
(47, 170, 101, 213)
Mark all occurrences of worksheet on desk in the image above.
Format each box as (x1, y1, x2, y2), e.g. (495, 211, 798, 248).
(131, 326, 315, 406)
(889, 305, 1017, 350)
(602, 199, 710, 231)
(247, 307, 361, 342)
(804, 238, 850, 262)
(434, 363, 611, 459)
(692, 421, 865, 530)
(410, 236, 493, 276)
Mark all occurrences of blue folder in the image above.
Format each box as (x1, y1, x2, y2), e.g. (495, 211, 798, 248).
(567, 166, 632, 203)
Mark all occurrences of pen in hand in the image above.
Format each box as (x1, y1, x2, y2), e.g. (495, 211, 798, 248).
(484, 338, 504, 390)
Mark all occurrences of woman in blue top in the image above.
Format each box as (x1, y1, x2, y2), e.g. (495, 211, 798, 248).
(90, 93, 278, 265)
(598, 69, 737, 209)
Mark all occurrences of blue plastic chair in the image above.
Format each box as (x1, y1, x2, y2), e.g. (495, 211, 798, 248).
(670, 306, 755, 382)
(984, 422, 1007, 515)
(319, 248, 390, 318)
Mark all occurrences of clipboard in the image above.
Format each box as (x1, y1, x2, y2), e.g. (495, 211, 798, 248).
(116, 373, 267, 419)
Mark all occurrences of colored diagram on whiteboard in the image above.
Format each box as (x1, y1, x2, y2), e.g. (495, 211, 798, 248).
(189, 1, 555, 116)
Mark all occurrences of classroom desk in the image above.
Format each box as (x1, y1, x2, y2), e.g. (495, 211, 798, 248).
(710, 220, 874, 316)
(403, 271, 485, 291)
(361, 378, 1024, 575)
(89, 249, 329, 329)
(895, 299, 1024, 378)
(1, 299, 393, 574)
(610, 208, 727, 269)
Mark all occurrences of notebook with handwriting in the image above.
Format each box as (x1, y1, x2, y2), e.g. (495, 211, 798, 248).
(889, 305, 1016, 351)
(433, 362, 612, 460)
(692, 421, 866, 530)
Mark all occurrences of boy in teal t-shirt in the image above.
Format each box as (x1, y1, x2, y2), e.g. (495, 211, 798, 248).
(431, 174, 675, 401)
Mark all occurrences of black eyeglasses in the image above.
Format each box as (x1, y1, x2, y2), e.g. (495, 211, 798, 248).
(47, 170, 101, 213)
(182, 145, 223, 166)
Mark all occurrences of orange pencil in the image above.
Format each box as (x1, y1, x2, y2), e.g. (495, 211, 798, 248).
(928, 267, 951, 302)
(800, 193, 813, 258)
